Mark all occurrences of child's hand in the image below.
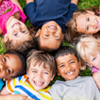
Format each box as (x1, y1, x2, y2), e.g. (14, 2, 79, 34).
(0, 0, 2, 3)
(7, 94, 35, 100)
(71, 0, 79, 5)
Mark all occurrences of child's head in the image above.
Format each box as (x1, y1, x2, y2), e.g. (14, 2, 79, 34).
(76, 34, 100, 68)
(27, 50, 56, 91)
(0, 50, 26, 80)
(3, 18, 35, 54)
(54, 46, 81, 81)
(65, 7, 100, 43)
(35, 21, 63, 52)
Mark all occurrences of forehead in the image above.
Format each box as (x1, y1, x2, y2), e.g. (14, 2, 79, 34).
(56, 54, 77, 63)
(40, 37, 61, 50)
(76, 14, 87, 33)
(30, 60, 51, 70)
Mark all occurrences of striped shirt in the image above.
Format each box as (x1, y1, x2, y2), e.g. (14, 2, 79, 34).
(6, 74, 52, 100)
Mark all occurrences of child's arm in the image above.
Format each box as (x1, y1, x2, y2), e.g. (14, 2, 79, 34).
(11, 0, 23, 12)
(71, 0, 79, 5)
(0, 0, 2, 3)
(0, 28, 3, 34)
(93, 72, 100, 90)
(26, 0, 34, 4)
(0, 86, 34, 100)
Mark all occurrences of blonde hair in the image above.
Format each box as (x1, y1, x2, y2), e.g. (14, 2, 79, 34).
(76, 35, 100, 62)
(65, 6, 100, 43)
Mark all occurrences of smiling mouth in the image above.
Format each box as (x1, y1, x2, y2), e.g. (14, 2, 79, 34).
(12, 22, 21, 28)
(66, 71, 75, 75)
(48, 25, 57, 30)
(34, 81, 44, 86)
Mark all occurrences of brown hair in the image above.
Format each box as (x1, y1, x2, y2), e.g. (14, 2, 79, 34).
(27, 50, 56, 76)
(3, 25, 37, 55)
(65, 6, 100, 43)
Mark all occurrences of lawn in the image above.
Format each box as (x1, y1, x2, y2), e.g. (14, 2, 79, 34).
(0, 0, 99, 84)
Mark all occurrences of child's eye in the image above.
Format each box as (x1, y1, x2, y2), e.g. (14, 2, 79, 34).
(3, 57, 6, 63)
(22, 30, 26, 34)
(45, 34, 49, 37)
(93, 57, 96, 61)
(87, 17, 90, 21)
(44, 72, 49, 74)
(14, 32, 18, 36)
(87, 26, 89, 31)
(6, 68, 11, 74)
(60, 65, 65, 68)
(70, 61, 75, 64)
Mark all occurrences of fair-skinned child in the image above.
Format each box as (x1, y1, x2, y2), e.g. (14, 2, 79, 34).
(0, 50, 56, 100)
(0, 50, 34, 100)
(24, 0, 78, 52)
(65, 6, 100, 43)
(0, 0, 35, 53)
(49, 46, 100, 100)
(76, 34, 100, 90)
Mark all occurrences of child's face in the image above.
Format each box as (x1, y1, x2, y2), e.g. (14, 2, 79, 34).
(36, 21, 63, 50)
(5, 18, 32, 45)
(86, 52, 100, 68)
(56, 54, 81, 81)
(0, 54, 22, 80)
(27, 62, 54, 91)
(76, 11, 100, 35)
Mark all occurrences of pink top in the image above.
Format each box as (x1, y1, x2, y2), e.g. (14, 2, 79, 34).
(0, 0, 27, 36)
(92, 66, 100, 73)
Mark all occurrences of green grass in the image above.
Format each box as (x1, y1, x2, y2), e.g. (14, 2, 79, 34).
(0, 0, 99, 83)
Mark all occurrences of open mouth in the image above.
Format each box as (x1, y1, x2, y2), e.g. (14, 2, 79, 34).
(34, 80, 44, 87)
(66, 71, 75, 75)
(48, 25, 57, 30)
(12, 22, 21, 28)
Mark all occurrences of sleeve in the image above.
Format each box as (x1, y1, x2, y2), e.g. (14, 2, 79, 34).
(24, 2, 37, 26)
(6, 76, 21, 93)
(0, 79, 4, 91)
(67, 3, 78, 21)
(49, 83, 63, 100)
(92, 78, 100, 100)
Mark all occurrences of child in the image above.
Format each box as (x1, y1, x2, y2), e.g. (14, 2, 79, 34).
(0, 50, 31, 100)
(0, 0, 35, 53)
(24, 0, 78, 52)
(1, 50, 56, 100)
(65, 6, 100, 43)
(49, 46, 100, 100)
(76, 34, 100, 90)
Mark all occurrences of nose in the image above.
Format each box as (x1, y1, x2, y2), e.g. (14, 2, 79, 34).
(37, 72, 43, 79)
(0, 63, 4, 72)
(89, 21, 95, 27)
(64, 65, 71, 73)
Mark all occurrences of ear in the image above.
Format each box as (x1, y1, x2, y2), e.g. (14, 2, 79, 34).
(86, 10, 95, 15)
(62, 34, 64, 40)
(78, 59, 82, 68)
(3, 34, 8, 42)
(50, 74, 55, 81)
(57, 70, 61, 76)
(35, 29, 41, 37)
(27, 70, 29, 77)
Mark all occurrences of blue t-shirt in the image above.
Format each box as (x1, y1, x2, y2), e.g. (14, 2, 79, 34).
(24, 0, 78, 32)
(0, 79, 4, 91)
